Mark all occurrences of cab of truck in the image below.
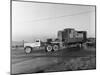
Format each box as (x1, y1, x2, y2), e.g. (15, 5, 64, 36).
(24, 39, 41, 53)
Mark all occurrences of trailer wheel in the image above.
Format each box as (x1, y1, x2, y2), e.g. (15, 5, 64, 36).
(82, 43, 87, 49)
(46, 45, 52, 52)
(77, 44, 83, 50)
(24, 47, 32, 53)
(79, 44, 82, 48)
(53, 45, 59, 51)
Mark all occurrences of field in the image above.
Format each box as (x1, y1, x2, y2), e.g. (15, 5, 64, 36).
(11, 46, 96, 75)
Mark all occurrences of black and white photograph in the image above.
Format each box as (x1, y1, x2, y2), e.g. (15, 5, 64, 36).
(11, 0, 96, 75)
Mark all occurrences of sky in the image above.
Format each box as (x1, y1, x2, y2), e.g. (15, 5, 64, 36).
(12, 1, 95, 42)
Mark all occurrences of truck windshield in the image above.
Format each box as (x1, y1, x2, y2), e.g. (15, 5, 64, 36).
(36, 40, 39, 42)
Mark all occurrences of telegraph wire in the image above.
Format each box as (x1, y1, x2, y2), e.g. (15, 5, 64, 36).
(29, 10, 95, 22)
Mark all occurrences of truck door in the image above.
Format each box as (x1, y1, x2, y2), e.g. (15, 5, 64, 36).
(35, 40, 41, 47)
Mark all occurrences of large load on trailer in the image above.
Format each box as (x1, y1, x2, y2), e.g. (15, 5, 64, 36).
(58, 28, 87, 43)
(57, 28, 87, 48)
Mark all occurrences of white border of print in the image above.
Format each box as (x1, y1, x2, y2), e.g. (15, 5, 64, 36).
(0, 0, 100, 75)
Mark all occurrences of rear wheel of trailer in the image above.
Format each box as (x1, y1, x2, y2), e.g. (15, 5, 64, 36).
(82, 43, 87, 49)
(53, 45, 59, 51)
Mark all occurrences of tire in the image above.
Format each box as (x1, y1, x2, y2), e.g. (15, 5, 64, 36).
(46, 45, 52, 52)
(79, 44, 82, 48)
(53, 45, 59, 51)
(24, 47, 32, 53)
(82, 43, 87, 49)
(76, 44, 81, 50)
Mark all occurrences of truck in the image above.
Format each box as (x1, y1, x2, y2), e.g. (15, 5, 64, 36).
(24, 28, 87, 53)
(24, 39, 41, 53)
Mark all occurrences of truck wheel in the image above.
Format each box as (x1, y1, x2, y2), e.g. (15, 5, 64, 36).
(46, 45, 52, 52)
(53, 45, 59, 51)
(79, 44, 82, 48)
(76, 44, 82, 50)
(82, 43, 87, 49)
(24, 47, 32, 53)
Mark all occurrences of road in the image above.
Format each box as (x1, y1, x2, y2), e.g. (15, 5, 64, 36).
(11, 47, 96, 74)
